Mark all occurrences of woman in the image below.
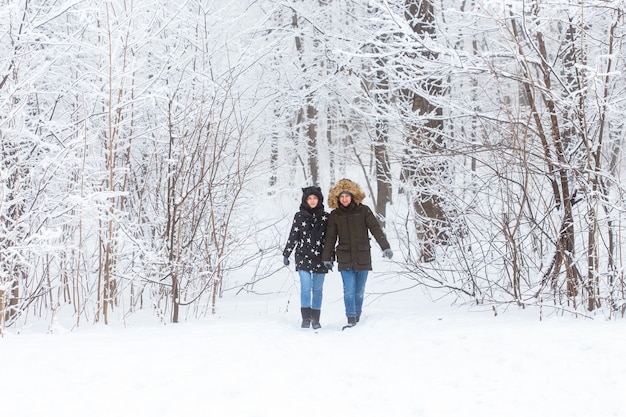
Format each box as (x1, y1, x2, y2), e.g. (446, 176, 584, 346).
(322, 179, 393, 329)
(283, 186, 329, 329)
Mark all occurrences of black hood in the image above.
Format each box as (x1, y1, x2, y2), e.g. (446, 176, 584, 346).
(301, 186, 324, 205)
(300, 186, 325, 213)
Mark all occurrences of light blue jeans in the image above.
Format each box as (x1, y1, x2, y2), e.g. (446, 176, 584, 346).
(298, 270, 325, 310)
(340, 268, 369, 318)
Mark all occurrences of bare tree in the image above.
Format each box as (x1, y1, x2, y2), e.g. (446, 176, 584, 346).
(292, 8, 320, 184)
(400, 0, 448, 262)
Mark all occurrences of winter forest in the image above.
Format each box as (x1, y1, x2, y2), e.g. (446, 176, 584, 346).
(1, 0, 625, 331)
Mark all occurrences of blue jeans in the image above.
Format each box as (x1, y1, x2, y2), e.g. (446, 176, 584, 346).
(340, 268, 369, 318)
(298, 270, 325, 310)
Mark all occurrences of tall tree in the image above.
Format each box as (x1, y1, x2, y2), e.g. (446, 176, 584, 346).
(292, 7, 320, 184)
(401, 0, 448, 262)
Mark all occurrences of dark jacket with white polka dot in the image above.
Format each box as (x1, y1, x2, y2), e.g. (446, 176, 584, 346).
(283, 188, 329, 274)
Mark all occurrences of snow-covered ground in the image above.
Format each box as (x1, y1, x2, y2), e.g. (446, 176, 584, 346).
(2, 266, 626, 417)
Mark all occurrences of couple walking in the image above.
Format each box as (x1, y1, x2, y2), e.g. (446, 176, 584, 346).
(282, 179, 393, 329)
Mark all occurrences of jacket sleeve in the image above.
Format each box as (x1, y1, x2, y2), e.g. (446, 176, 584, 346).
(322, 213, 337, 262)
(364, 206, 390, 251)
(283, 213, 301, 257)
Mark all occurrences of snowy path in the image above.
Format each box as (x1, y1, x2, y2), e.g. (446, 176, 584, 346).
(3, 290, 626, 417)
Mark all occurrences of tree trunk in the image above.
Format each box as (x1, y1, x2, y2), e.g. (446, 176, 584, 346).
(293, 9, 319, 185)
(374, 121, 391, 226)
(403, 0, 447, 262)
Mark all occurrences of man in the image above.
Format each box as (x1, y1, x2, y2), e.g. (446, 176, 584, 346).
(322, 179, 393, 328)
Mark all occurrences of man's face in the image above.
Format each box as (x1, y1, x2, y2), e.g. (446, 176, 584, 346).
(339, 193, 352, 207)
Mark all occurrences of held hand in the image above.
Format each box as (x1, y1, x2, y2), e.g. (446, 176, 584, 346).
(323, 261, 334, 271)
(283, 256, 290, 266)
(382, 249, 393, 259)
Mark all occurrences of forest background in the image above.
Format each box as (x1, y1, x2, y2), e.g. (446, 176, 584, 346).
(1, 0, 625, 331)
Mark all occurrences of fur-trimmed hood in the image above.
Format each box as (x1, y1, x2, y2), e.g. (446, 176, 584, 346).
(328, 178, 365, 209)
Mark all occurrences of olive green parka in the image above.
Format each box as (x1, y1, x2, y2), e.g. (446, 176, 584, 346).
(322, 179, 390, 271)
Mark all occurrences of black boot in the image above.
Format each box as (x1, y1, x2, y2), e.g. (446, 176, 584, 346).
(310, 309, 322, 329)
(300, 307, 312, 328)
(342, 316, 357, 330)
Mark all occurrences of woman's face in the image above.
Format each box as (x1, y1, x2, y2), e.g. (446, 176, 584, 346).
(339, 193, 352, 207)
(306, 194, 319, 209)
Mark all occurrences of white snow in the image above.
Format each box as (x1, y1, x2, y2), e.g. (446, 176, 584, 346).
(2, 268, 626, 417)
